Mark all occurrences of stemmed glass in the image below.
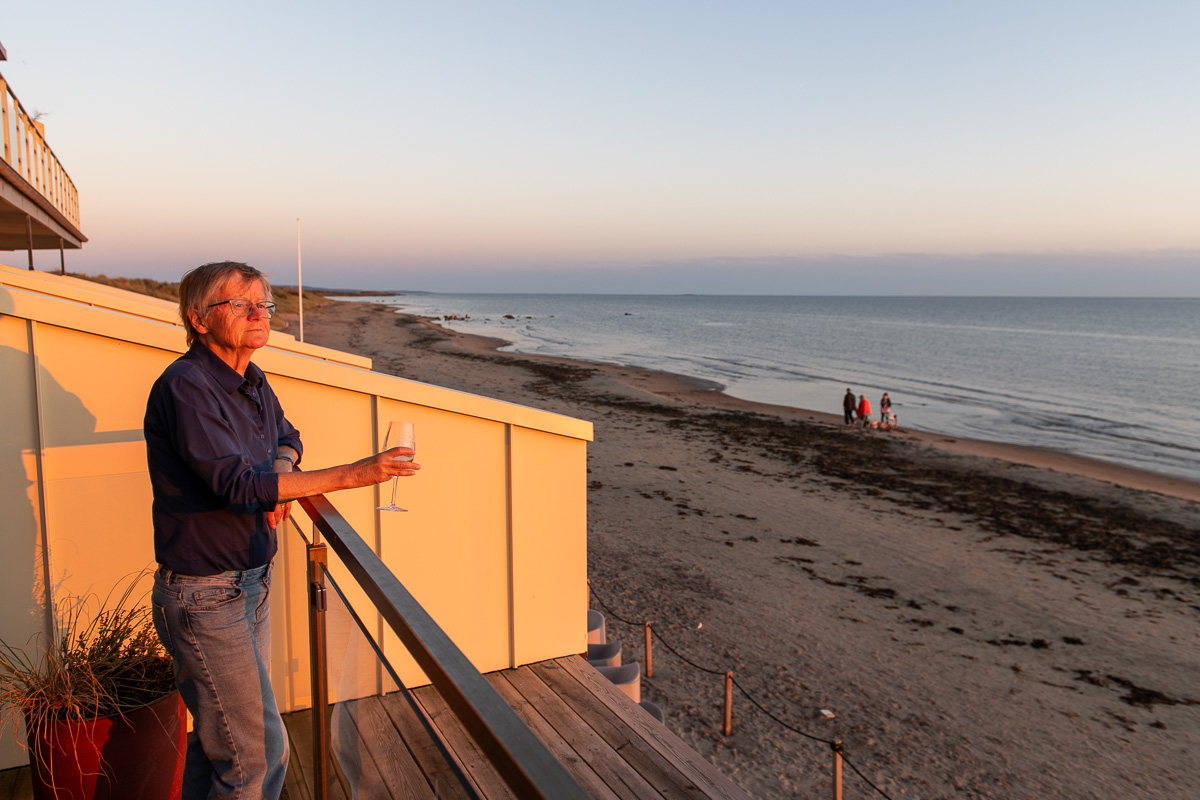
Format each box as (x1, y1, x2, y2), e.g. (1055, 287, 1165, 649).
(377, 421, 415, 512)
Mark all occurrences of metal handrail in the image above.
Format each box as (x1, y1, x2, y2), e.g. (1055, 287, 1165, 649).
(297, 492, 591, 800)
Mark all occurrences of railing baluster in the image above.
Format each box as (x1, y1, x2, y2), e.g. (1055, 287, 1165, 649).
(306, 540, 330, 800)
(0, 70, 83, 228)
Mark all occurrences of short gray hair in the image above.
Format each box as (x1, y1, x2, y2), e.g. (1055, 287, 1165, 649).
(178, 261, 272, 347)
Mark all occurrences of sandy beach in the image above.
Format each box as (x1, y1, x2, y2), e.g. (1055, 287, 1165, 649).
(290, 300, 1200, 800)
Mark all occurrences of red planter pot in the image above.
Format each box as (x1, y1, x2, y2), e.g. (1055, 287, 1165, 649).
(26, 691, 186, 800)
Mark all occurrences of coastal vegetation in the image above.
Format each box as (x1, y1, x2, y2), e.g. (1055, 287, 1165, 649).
(0, 573, 175, 734)
(65, 272, 373, 329)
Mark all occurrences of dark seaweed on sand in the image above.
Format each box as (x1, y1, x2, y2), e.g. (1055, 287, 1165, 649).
(424, 316, 1200, 583)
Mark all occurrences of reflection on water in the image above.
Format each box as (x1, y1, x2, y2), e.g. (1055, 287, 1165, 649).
(356, 294, 1200, 482)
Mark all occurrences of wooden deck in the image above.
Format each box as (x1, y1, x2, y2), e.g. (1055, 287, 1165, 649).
(0, 656, 750, 800)
(284, 656, 750, 800)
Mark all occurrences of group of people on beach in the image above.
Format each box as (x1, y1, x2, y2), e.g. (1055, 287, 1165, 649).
(843, 388, 896, 429)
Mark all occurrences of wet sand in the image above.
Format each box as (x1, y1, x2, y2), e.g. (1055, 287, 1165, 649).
(290, 300, 1200, 800)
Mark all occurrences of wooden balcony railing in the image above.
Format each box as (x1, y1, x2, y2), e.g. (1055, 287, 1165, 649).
(0, 71, 82, 231)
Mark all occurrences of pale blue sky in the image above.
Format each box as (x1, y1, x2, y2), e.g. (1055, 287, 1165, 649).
(5, 2, 1199, 294)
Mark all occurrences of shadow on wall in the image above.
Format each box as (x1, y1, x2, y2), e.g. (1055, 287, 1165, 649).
(0, 341, 94, 644)
(0, 298, 148, 639)
(1, 281, 172, 768)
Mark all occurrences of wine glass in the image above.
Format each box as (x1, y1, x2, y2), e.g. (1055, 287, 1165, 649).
(377, 421, 415, 512)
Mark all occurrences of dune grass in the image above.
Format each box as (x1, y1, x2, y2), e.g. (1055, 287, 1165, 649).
(66, 272, 340, 323)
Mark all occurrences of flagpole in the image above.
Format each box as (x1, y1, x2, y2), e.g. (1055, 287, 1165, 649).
(297, 217, 304, 343)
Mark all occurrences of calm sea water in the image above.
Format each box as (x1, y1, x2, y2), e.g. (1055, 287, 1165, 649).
(351, 294, 1200, 483)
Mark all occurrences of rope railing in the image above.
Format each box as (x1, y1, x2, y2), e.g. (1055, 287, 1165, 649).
(589, 582, 897, 800)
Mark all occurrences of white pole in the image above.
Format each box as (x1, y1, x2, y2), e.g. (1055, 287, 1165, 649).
(297, 217, 304, 342)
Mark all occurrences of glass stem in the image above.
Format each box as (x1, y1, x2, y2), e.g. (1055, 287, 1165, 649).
(389, 477, 399, 507)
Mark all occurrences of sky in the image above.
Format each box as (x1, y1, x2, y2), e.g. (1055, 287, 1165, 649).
(4, 1, 1199, 295)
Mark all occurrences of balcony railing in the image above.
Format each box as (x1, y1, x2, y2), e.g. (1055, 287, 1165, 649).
(294, 490, 590, 800)
(0, 71, 82, 231)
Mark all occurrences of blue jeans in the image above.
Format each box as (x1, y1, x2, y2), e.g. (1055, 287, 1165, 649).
(152, 563, 289, 800)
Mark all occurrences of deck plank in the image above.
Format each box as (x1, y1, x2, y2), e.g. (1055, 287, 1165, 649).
(279, 656, 752, 800)
(377, 691, 476, 800)
(286, 705, 350, 800)
(337, 696, 438, 800)
(283, 713, 313, 800)
(412, 686, 520, 800)
(496, 668, 665, 800)
(553, 657, 753, 800)
(487, 671, 630, 800)
(530, 659, 714, 800)
(0, 767, 31, 800)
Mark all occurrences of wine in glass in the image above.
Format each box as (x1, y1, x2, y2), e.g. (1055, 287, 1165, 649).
(377, 421, 415, 512)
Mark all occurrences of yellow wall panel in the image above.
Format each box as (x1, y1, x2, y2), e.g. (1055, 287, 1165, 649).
(43, 472, 156, 598)
(510, 427, 588, 665)
(376, 407, 511, 677)
(34, 324, 170, 442)
(0, 315, 43, 767)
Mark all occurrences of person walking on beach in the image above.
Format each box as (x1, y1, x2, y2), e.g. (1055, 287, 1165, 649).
(145, 261, 422, 800)
(857, 393, 871, 426)
(879, 392, 892, 426)
(843, 388, 856, 426)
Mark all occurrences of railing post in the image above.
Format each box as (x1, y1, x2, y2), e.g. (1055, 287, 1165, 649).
(831, 740, 843, 800)
(644, 622, 653, 678)
(723, 671, 733, 735)
(307, 541, 330, 800)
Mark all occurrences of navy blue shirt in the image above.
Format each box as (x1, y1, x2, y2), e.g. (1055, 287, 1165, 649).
(145, 343, 303, 575)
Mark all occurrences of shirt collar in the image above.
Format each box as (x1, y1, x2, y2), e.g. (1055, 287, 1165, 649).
(187, 342, 265, 394)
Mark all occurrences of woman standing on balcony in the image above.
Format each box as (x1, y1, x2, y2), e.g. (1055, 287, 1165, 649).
(144, 261, 420, 800)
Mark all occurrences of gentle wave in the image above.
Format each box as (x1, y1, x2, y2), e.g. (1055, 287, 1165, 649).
(351, 294, 1200, 483)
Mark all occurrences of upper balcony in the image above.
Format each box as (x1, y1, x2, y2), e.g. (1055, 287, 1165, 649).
(0, 60, 86, 257)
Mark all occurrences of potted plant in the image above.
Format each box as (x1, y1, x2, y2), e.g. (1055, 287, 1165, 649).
(0, 573, 186, 800)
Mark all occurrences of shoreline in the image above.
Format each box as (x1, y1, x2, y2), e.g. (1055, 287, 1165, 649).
(289, 300, 1200, 800)
(404, 309, 1200, 505)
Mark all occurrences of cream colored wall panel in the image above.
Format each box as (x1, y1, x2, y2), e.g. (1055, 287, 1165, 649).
(35, 325, 170, 446)
(384, 407, 511, 674)
(255, 347, 591, 442)
(273, 517, 314, 713)
(30, 327, 168, 609)
(0, 315, 43, 767)
(264, 376, 383, 700)
(510, 427, 588, 665)
(44, 472, 156, 598)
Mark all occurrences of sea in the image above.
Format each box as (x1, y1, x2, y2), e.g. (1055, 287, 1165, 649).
(348, 294, 1200, 483)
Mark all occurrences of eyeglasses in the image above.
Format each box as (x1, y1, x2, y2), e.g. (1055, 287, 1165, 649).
(207, 299, 277, 318)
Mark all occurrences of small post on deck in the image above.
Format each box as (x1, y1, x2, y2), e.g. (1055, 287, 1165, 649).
(26, 213, 33, 270)
(59, 237, 65, 275)
(644, 622, 653, 677)
(307, 540, 330, 800)
(831, 740, 843, 800)
(723, 671, 733, 735)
